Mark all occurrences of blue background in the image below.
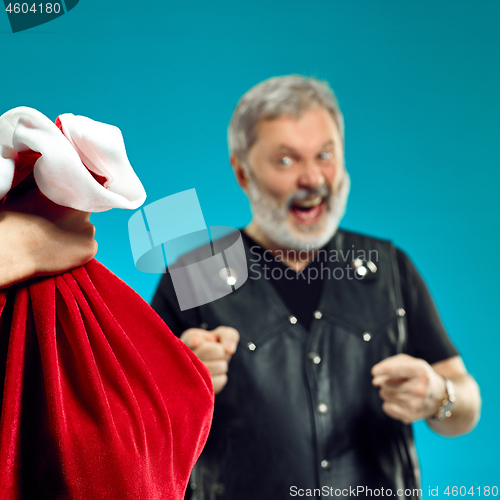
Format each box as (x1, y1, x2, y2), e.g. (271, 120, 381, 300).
(1, 0, 498, 494)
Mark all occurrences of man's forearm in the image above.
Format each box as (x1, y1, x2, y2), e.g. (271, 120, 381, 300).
(426, 373, 481, 437)
(0, 189, 97, 288)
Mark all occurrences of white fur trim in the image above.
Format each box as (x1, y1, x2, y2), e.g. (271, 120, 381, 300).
(0, 106, 147, 212)
(0, 146, 16, 199)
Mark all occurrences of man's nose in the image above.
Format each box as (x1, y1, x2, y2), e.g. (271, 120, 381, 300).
(298, 161, 325, 189)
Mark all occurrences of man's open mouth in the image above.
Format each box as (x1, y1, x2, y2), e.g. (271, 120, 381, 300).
(290, 195, 327, 225)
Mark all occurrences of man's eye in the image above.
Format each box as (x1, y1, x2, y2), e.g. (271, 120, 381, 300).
(319, 152, 333, 160)
(279, 156, 293, 166)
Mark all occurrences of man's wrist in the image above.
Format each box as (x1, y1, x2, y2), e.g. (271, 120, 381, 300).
(0, 246, 34, 287)
(431, 377, 456, 421)
(0, 214, 37, 287)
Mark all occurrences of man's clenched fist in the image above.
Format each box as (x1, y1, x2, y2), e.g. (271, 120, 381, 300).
(180, 326, 240, 394)
(372, 353, 447, 424)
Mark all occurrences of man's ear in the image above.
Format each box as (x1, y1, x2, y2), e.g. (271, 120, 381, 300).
(230, 153, 249, 192)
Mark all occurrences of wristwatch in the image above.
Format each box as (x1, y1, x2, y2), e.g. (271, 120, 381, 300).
(432, 378, 456, 421)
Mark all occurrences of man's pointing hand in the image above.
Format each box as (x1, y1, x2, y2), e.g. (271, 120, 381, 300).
(372, 354, 447, 424)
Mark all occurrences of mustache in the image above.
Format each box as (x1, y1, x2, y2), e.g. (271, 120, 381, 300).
(287, 184, 330, 207)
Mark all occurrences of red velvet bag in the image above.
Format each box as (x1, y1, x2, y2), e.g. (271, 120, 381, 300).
(0, 108, 214, 499)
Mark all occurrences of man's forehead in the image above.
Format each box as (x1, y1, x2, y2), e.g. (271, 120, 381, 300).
(275, 140, 335, 153)
(253, 108, 342, 150)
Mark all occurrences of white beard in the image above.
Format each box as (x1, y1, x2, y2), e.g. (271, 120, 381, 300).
(246, 171, 350, 250)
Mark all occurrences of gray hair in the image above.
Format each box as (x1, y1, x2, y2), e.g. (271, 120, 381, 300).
(228, 75, 344, 163)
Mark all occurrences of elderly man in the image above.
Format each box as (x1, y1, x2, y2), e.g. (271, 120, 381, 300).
(152, 75, 481, 500)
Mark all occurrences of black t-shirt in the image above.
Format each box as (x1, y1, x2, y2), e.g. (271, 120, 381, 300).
(151, 231, 459, 365)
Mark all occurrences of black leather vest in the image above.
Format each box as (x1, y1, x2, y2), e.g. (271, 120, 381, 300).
(185, 230, 420, 500)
